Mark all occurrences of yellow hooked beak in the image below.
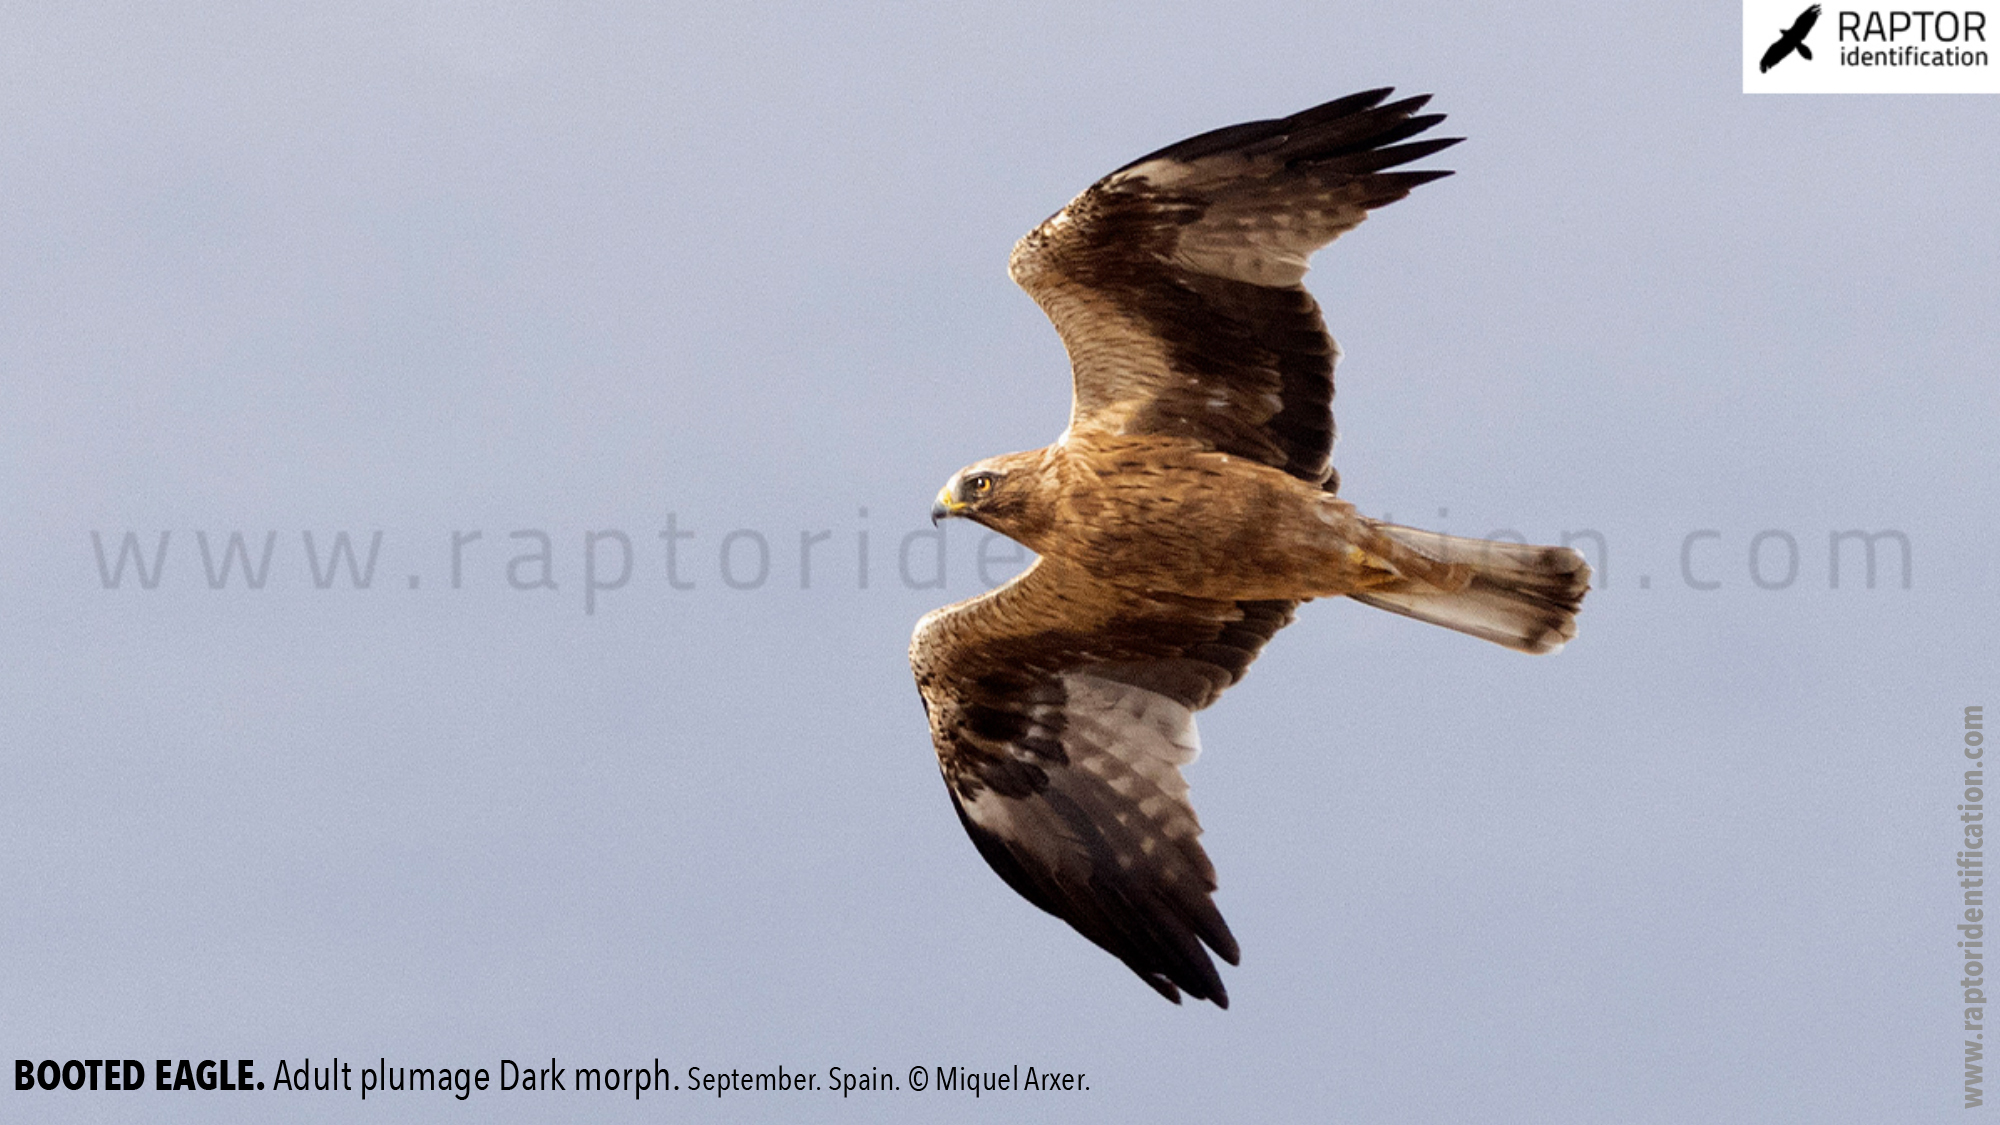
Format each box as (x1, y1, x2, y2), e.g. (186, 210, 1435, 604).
(931, 485, 967, 525)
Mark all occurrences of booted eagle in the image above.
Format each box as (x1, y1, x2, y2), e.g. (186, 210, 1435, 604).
(910, 90, 1588, 1008)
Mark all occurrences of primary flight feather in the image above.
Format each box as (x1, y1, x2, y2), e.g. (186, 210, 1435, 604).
(910, 89, 1588, 1008)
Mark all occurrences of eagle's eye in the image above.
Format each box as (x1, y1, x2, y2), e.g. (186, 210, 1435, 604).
(965, 472, 996, 497)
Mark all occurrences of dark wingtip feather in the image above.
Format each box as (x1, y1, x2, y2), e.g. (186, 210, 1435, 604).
(1109, 87, 1461, 189)
(1318, 136, 1464, 177)
(948, 789, 1237, 1008)
(1113, 87, 1418, 174)
(1284, 87, 1398, 125)
(1270, 98, 1456, 170)
(1381, 168, 1457, 192)
(1376, 92, 1436, 117)
(1212, 926, 1243, 966)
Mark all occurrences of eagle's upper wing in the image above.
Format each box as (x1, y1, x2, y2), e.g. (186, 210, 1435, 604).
(909, 558, 1297, 1007)
(1008, 89, 1458, 488)
(1790, 3, 1821, 37)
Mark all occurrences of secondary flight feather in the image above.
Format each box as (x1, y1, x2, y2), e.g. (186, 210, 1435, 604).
(910, 90, 1588, 1008)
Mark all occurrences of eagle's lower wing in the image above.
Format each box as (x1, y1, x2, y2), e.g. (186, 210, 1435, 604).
(1760, 38, 1796, 71)
(909, 559, 1297, 1007)
(1008, 88, 1458, 487)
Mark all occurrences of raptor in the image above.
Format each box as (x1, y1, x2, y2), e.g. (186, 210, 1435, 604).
(910, 90, 1589, 1007)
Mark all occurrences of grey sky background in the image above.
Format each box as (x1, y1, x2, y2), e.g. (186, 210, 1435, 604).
(3, 3, 1995, 1122)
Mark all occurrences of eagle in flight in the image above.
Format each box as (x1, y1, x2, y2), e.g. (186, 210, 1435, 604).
(1760, 4, 1821, 72)
(909, 90, 1588, 1008)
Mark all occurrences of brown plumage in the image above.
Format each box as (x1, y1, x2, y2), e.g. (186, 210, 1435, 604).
(910, 89, 1589, 1008)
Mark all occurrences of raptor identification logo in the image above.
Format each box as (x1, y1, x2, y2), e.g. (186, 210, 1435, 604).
(1743, 0, 2000, 91)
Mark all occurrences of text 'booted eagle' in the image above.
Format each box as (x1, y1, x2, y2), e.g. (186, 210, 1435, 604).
(910, 90, 1589, 1008)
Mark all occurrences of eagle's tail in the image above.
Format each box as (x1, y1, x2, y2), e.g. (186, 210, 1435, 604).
(1349, 526, 1589, 654)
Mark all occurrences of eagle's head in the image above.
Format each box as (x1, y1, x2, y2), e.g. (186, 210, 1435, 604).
(930, 451, 1046, 540)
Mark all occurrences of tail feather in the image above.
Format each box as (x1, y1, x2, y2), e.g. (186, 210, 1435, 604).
(1351, 525, 1589, 654)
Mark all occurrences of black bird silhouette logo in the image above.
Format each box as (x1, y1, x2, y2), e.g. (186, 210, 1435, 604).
(1761, 4, 1822, 71)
